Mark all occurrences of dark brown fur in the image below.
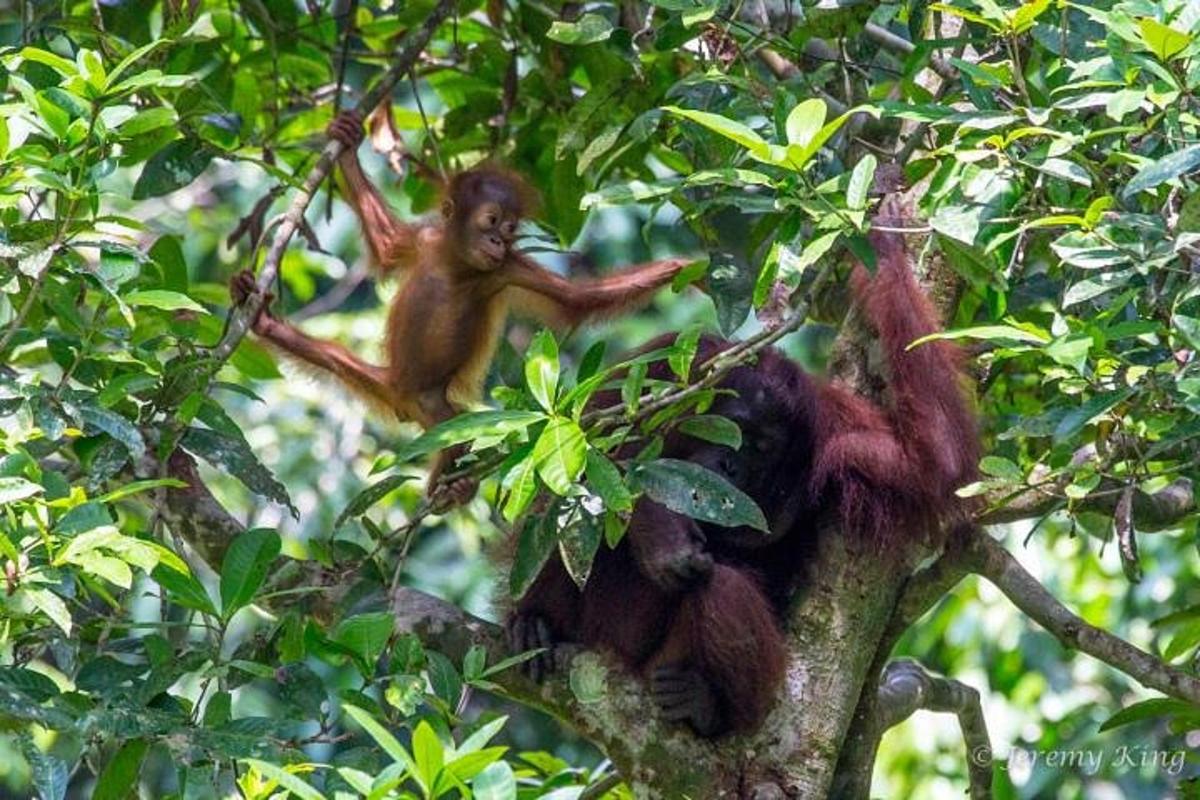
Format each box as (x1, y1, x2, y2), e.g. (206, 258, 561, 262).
(508, 210, 979, 736)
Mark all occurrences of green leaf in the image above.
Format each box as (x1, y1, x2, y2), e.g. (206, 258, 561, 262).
(183, 427, 296, 515)
(335, 474, 415, 528)
(426, 650, 463, 709)
(584, 450, 633, 512)
(96, 478, 186, 504)
(393, 411, 545, 464)
(846, 155, 877, 210)
(910, 324, 1049, 347)
(786, 98, 827, 147)
(524, 330, 560, 412)
(78, 404, 145, 458)
(1044, 332, 1092, 372)
(24, 588, 71, 634)
(219, 528, 281, 618)
(229, 339, 283, 380)
(473, 761, 517, 800)
(14, 47, 78, 77)
(242, 761, 325, 800)
(510, 512, 559, 597)
(24, 746, 69, 800)
(119, 107, 179, 138)
(559, 514, 602, 587)
(333, 612, 395, 667)
(501, 452, 539, 523)
(668, 326, 701, 381)
(1098, 697, 1192, 732)
(531, 417, 586, 495)
(411, 720, 444, 792)
(546, 14, 614, 44)
(1137, 17, 1192, 61)
(678, 415, 742, 449)
(132, 139, 214, 199)
(1054, 388, 1137, 442)
(1122, 144, 1200, 199)
(152, 564, 217, 616)
(444, 747, 507, 785)
(343, 705, 416, 770)
(93, 739, 149, 800)
(0, 477, 43, 505)
(663, 106, 771, 162)
(123, 290, 206, 313)
(631, 458, 767, 530)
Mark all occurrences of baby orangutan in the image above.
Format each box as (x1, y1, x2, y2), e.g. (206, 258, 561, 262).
(231, 110, 695, 508)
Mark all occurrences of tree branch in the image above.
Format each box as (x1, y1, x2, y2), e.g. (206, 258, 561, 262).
(211, 0, 457, 364)
(874, 660, 992, 800)
(963, 529, 1200, 705)
(979, 476, 1194, 531)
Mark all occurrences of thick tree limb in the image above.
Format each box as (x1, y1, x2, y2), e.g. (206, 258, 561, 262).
(963, 529, 1200, 705)
(211, 0, 457, 364)
(874, 660, 992, 799)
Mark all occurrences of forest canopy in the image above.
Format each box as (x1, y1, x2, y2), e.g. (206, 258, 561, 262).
(1, 0, 1199, 798)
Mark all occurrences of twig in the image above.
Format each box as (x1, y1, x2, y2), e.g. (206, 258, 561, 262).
(211, 0, 456, 365)
(874, 660, 992, 800)
(579, 773, 623, 800)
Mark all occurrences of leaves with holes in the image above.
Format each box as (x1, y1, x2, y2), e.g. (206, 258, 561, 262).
(631, 458, 767, 530)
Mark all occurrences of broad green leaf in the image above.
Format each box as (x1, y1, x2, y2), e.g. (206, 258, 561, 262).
(473, 761, 517, 800)
(343, 705, 417, 770)
(183, 427, 296, 515)
(333, 612, 395, 667)
(426, 650, 463, 709)
(335, 474, 415, 527)
(25, 588, 72, 634)
(124, 290, 206, 313)
(846, 154, 876, 210)
(785, 98, 827, 147)
(663, 106, 771, 161)
(78, 404, 145, 458)
(132, 139, 214, 199)
(668, 326, 701, 381)
(219, 528, 281, 618)
(242, 761, 324, 800)
(502, 452, 539, 523)
(584, 450, 633, 512)
(631, 458, 767, 530)
(93, 740, 149, 800)
(458, 716, 508, 754)
(1054, 388, 1137, 441)
(0, 477, 43, 505)
(525, 330, 559, 412)
(443, 747, 507, 785)
(1098, 697, 1192, 731)
(1122, 144, 1200, 199)
(546, 14, 614, 44)
(152, 564, 217, 616)
(678, 415, 742, 449)
(531, 417, 586, 495)
(14, 47, 78, 77)
(24, 746, 69, 800)
(510, 512, 559, 598)
(411, 720, 444, 793)
(1138, 18, 1192, 61)
(393, 411, 545, 464)
(559, 513, 602, 587)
